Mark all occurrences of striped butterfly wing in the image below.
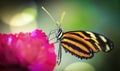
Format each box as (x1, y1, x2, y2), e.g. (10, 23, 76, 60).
(61, 31, 113, 59)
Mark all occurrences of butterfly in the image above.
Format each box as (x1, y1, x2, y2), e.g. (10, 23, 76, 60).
(42, 7, 114, 65)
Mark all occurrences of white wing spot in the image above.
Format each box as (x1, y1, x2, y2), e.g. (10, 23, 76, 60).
(86, 32, 96, 39)
(86, 32, 99, 43)
(105, 44, 110, 52)
(99, 35, 107, 42)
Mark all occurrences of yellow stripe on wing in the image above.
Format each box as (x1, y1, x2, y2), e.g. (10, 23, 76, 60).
(61, 43, 93, 58)
(63, 33, 99, 53)
(62, 38, 90, 53)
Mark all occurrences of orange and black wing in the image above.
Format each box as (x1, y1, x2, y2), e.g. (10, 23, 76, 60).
(61, 31, 113, 59)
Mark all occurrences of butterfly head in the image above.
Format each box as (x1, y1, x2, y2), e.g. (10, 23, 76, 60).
(52, 11, 65, 40)
(56, 27, 63, 40)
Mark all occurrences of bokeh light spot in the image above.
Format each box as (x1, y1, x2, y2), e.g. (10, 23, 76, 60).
(64, 62, 95, 71)
(9, 8, 37, 27)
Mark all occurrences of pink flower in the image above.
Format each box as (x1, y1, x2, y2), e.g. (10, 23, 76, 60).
(0, 29, 56, 71)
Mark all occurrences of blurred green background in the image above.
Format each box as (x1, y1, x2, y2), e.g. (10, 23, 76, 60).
(0, 0, 119, 71)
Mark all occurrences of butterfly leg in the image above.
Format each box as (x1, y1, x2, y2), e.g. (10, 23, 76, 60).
(48, 29, 57, 38)
(48, 29, 57, 41)
(57, 42, 62, 65)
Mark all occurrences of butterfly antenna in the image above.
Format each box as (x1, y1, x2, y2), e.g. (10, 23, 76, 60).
(59, 11, 66, 27)
(42, 6, 57, 26)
